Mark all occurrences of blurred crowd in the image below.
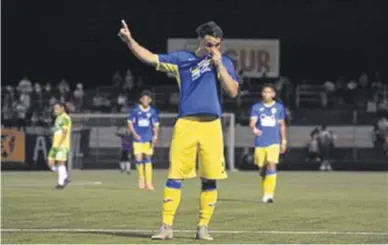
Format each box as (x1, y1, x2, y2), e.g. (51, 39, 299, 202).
(2, 70, 386, 131)
(320, 72, 387, 111)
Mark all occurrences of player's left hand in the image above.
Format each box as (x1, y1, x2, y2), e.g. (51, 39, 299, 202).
(280, 141, 287, 153)
(152, 136, 158, 145)
(211, 49, 222, 67)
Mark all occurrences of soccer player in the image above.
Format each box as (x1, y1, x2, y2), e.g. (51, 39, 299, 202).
(249, 84, 287, 203)
(116, 126, 132, 174)
(118, 20, 239, 240)
(48, 102, 72, 189)
(127, 90, 159, 190)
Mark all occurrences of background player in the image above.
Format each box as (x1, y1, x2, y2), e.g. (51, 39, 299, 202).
(48, 102, 72, 189)
(249, 84, 287, 203)
(118, 20, 239, 240)
(116, 125, 132, 174)
(127, 90, 159, 190)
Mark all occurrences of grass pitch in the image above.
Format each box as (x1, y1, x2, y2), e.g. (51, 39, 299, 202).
(1, 170, 387, 244)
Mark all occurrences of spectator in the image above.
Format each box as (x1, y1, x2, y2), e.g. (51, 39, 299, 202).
(123, 69, 134, 93)
(15, 98, 28, 131)
(117, 92, 128, 112)
(320, 80, 335, 108)
(373, 116, 388, 154)
(2, 102, 14, 128)
(377, 94, 388, 112)
(366, 93, 378, 113)
(57, 78, 70, 103)
(371, 72, 383, 89)
(309, 125, 336, 171)
(32, 83, 44, 110)
(73, 83, 84, 112)
(43, 83, 53, 104)
(333, 76, 346, 106)
(113, 70, 123, 87)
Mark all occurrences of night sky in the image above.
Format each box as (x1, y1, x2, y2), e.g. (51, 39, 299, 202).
(2, 0, 386, 87)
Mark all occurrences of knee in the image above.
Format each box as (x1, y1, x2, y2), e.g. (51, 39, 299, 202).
(165, 179, 182, 189)
(143, 156, 151, 164)
(201, 179, 217, 191)
(266, 163, 276, 171)
(134, 156, 143, 163)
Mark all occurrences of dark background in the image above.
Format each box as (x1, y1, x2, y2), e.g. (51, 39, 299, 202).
(2, 0, 386, 88)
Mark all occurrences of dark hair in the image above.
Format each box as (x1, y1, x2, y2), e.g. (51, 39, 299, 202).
(53, 101, 66, 108)
(196, 21, 224, 39)
(53, 101, 69, 113)
(262, 83, 276, 93)
(139, 90, 152, 99)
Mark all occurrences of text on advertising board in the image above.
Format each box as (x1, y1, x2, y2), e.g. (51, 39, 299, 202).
(167, 39, 280, 78)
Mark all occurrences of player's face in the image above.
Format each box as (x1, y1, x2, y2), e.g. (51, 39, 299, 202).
(262, 87, 275, 102)
(53, 104, 63, 116)
(200, 35, 221, 54)
(139, 95, 151, 107)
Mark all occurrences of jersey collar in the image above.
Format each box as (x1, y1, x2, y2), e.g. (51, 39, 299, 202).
(263, 101, 275, 108)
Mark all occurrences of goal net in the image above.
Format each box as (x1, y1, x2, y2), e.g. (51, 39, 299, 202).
(69, 113, 236, 171)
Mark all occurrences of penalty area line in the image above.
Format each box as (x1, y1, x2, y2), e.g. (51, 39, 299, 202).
(1, 228, 387, 236)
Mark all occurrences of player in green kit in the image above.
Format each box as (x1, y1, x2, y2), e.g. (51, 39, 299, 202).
(118, 20, 239, 240)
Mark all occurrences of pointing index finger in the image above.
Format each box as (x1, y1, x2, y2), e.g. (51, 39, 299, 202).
(121, 20, 128, 29)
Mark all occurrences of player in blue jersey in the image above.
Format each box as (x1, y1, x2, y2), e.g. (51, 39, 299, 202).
(118, 20, 239, 240)
(127, 90, 160, 191)
(249, 84, 287, 203)
(116, 126, 132, 174)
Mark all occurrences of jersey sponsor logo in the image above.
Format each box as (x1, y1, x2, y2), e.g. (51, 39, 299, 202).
(1, 129, 25, 163)
(190, 58, 212, 81)
(138, 118, 150, 127)
(260, 114, 277, 127)
(271, 107, 277, 114)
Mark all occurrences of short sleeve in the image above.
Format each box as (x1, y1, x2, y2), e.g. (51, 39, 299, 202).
(156, 51, 183, 75)
(127, 108, 136, 124)
(250, 104, 259, 119)
(222, 56, 239, 83)
(152, 109, 160, 126)
(278, 104, 286, 120)
(61, 117, 70, 130)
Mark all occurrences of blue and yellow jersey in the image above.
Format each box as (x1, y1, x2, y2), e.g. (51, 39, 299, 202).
(127, 105, 159, 142)
(250, 101, 285, 147)
(156, 51, 238, 118)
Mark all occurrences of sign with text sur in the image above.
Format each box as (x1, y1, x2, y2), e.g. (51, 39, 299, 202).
(1, 129, 25, 163)
(167, 38, 280, 78)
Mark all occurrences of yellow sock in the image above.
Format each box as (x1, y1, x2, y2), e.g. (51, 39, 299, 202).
(136, 161, 145, 180)
(263, 169, 277, 197)
(162, 180, 182, 226)
(144, 163, 153, 185)
(198, 181, 218, 226)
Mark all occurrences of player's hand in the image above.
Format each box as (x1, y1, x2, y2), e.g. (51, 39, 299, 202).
(134, 133, 141, 141)
(118, 20, 132, 43)
(252, 128, 262, 136)
(280, 140, 287, 153)
(152, 136, 158, 145)
(211, 49, 223, 67)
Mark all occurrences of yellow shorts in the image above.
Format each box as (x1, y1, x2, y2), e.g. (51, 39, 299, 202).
(133, 142, 153, 156)
(48, 147, 69, 162)
(168, 117, 227, 180)
(254, 144, 280, 167)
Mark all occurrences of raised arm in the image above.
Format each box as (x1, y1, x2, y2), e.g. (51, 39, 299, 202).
(118, 20, 158, 66)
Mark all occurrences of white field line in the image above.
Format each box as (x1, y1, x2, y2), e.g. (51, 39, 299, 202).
(1, 181, 102, 188)
(1, 228, 387, 236)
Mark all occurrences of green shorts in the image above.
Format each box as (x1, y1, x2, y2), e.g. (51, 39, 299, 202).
(48, 147, 69, 162)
